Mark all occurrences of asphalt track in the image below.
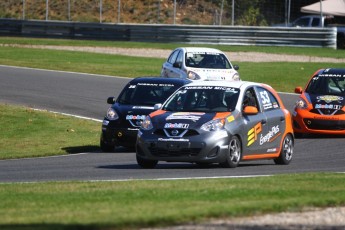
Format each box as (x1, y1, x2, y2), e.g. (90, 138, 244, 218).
(0, 65, 344, 183)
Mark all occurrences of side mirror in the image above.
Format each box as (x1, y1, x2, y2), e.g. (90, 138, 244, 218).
(294, 87, 303, 94)
(154, 103, 162, 110)
(233, 65, 239, 70)
(107, 97, 115, 104)
(173, 62, 181, 68)
(243, 106, 258, 115)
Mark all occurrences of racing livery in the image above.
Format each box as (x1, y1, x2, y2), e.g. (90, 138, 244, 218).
(293, 68, 345, 136)
(100, 77, 191, 152)
(136, 81, 294, 168)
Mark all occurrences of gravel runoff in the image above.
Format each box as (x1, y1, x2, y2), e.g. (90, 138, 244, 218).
(4, 43, 345, 229)
(3, 44, 345, 63)
(143, 207, 345, 230)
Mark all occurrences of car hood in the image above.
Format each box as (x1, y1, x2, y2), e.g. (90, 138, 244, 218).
(305, 93, 345, 110)
(151, 111, 231, 129)
(188, 68, 238, 81)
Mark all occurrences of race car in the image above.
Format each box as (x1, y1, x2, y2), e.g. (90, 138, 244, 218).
(100, 77, 191, 152)
(160, 47, 240, 81)
(136, 81, 294, 168)
(293, 68, 345, 136)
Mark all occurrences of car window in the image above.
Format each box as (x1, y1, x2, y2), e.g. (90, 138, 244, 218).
(175, 50, 183, 65)
(117, 82, 181, 106)
(242, 88, 259, 111)
(167, 50, 180, 64)
(293, 18, 310, 27)
(306, 75, 345, 95)
(163, 86, 240, 112)
(256, 87, 280, 111)
(185, 52, 231, 69)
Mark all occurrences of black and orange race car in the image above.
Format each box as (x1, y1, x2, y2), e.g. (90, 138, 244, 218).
(293, 68, 345, 136)
(136, 80, 294, 168)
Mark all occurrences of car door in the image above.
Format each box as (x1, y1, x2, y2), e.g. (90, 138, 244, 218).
(254, 86, 286, 153)
(240, 87, 269, 155)
(162, 49, 184, 79)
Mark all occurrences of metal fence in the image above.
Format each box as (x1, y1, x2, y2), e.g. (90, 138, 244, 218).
(0, 0, 323, 26)
(0, 19, 337, 49)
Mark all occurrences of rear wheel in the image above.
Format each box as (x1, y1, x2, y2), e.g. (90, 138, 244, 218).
(136, 155, 158, 169)
(220, 136, 242, 168)
(274, 134, 294, 165)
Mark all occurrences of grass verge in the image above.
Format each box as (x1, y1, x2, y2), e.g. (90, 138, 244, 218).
(0, 104, 100, 159)
(0, 173, 344, 230)
(1, 46, 345, 93)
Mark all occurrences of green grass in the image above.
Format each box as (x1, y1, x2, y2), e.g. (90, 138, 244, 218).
(0, 173, 344, 229)
(0, 104, 100, 159)
(1, 36, 345, 58)
(1, 46, 345, 93)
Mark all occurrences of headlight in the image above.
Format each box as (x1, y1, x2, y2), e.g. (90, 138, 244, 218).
(294, 98, 308, 110)
(232, 73, 240, 81)
(106, 108, 119, 120)
(201, 119, 225, 131)
(187, 71, 201, 80)
(141, 116, 153, 130)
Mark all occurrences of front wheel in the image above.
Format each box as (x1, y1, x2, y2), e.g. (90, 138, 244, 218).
(136, 155, 158, 169)
(274, 134, 294, 165)
(220, 136, 242, 168)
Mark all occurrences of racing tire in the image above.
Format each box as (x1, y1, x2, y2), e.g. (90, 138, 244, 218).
(136, 155, 158, 169)
(220, 136, 242, 168)
(100, 139, 115, 152)
(274, 134, 294, 165)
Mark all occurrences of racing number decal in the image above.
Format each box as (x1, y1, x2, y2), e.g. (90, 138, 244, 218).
(247, 122, 262, 146)
(260, 91, 270, 104)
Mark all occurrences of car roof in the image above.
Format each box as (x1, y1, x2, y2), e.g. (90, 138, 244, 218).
(129, 77, 192, 85)
(316, 68, 345, 76)
(182, 80, 268, 90)
(177, 47, 224, 54)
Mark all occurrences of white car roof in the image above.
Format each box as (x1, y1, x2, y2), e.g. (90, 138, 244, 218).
(183, 80, 271, 90)
(179, 47, 225, 54)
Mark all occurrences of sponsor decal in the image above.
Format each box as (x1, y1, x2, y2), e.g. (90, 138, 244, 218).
(166, 112, 204, 121)
(313, 116, 339, 120)
(260, 125, 280, 145)
(317, 95, 343, 103)
(132, 106, 153, 109)
(247, 122, 262, 146)
(158, 138, 189, 142)
(126, 115, 146, 120)
(319, 73, 345, 78)
(164, 123, 189, 129)
(136, 83, 175, 87)
(102, 120, 109, 126)
(315, 104, 342, 110)
(267, 148, 277, 153)
(227, 115, 235, 123)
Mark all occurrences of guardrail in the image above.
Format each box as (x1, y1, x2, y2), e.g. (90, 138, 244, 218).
(0, 19, 337, 49)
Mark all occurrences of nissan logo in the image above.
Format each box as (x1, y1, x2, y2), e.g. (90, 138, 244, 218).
(171, 130, 179, 136)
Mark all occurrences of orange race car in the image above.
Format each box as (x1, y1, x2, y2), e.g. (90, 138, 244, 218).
(293, 68, 345, 136)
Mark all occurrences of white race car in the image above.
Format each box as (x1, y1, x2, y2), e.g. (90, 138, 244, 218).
(161, 47, 240, 81)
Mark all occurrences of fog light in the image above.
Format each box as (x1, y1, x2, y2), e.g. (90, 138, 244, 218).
(207, 146, 219, 158)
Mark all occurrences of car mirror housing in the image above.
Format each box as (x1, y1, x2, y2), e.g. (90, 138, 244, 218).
(107, 97, 115, 104)
(233, 65, 239, 70)
(294, 87, 303, 94)
(154, 103, 162, 110)
(243, 106, 258, 115)
(173, 62, 182, 68)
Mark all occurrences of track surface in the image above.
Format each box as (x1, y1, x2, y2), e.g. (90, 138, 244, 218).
(0, 65, 344, 182)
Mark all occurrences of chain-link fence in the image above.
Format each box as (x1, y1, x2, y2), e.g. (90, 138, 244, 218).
(0, 0, 323, 26)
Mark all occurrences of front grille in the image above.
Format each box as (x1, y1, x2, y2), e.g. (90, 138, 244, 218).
(303, 118, 345, 130)
(309, 109, 345, 116)
(153, 129, 199, 137)
(149, 147, 202, 157)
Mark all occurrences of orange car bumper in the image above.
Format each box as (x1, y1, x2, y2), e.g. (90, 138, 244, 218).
(292, 109, 345, 135)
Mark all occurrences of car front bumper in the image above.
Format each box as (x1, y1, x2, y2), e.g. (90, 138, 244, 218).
(136, 130, 231, 163)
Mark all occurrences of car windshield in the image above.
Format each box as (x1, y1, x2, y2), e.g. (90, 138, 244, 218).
(305, 75, 345, 95)
(117, 82, 180, 106)
(163, 86, 240, 112)
(185, 52, 232, 69)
